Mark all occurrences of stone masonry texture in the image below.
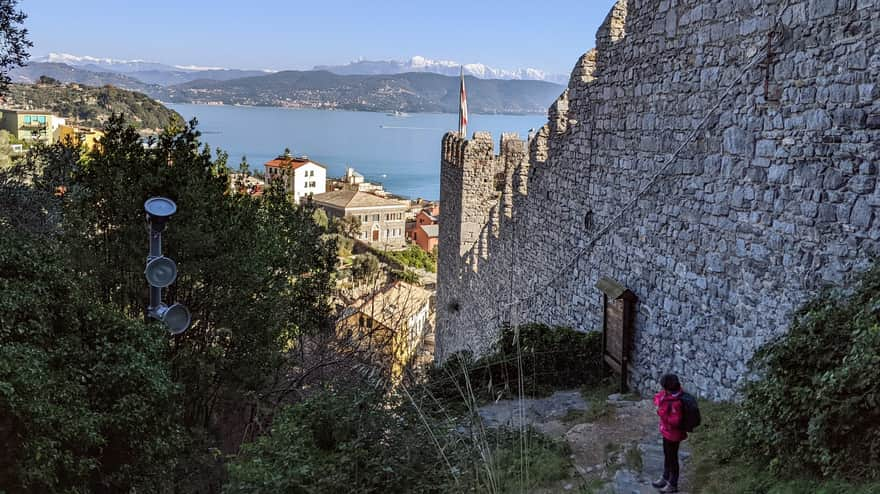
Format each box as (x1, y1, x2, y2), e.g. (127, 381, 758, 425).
(436, 0, 880, 400)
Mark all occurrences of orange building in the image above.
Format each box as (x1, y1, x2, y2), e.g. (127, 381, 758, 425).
(410, 207, 439, 253)
(54, 125, 104, 151)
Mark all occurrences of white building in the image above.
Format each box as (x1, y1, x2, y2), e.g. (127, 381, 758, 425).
(326, 166, 387, 196)
(264, 153, 327, 204)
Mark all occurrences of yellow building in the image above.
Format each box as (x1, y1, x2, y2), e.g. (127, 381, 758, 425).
(0, 108, 58, 144)
(337, 281, 433, 380)
(54, 125, 104, 151)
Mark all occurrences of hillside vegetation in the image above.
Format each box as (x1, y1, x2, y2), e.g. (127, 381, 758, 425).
(163, 70, 563, 114)
(4, 81, 182, 130)
(10, 62, 563, 115)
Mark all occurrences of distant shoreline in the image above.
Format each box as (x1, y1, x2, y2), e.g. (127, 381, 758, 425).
(163, 101, 548, 117)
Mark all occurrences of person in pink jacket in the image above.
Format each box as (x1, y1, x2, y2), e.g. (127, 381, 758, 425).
(652, 374, 686, 493)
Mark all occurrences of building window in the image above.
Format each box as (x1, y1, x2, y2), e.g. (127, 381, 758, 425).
(373, 214, 380, 222)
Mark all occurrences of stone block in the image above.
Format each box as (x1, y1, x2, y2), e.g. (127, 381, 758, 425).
(805, 109, 832, 130)
(850, 197, 873, 228)
(723, 126, 754, 157)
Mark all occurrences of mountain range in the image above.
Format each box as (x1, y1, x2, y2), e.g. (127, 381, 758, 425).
(162, 70, 563, 114)
(36, 53, 569, 85)
(35, 53, 272, 87)
(12, 53, 566, 114)
(315, 56, 569, 84)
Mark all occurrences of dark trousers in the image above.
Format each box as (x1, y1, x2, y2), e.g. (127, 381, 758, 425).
(662, 438, 680, 486)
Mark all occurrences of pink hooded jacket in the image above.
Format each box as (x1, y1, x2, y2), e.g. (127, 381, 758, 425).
(654, 389, 688, 442)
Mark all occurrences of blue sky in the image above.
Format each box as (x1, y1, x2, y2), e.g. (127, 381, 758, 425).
(24, 0, 617, 74)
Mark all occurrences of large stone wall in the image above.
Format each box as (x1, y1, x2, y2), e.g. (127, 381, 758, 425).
(436, 0, 880, 400)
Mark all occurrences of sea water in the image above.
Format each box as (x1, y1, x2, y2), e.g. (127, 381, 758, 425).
(168, 103, 546, 200)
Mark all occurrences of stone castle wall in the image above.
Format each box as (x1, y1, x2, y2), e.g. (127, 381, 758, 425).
(436, 0, 880, 400)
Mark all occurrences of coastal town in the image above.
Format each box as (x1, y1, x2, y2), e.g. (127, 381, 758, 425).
(4, 0, 880, 492)
(0, 97, 441, 381)
(234, 151, 441, 378)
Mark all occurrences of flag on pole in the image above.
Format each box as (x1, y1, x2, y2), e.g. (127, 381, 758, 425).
(459, 66, 468, 138)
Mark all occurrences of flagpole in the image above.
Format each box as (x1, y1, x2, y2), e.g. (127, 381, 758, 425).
(459, 66, 468, 139)
(458, 65, 464, 139)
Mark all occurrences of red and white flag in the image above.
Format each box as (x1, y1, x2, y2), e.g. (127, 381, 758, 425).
(459, 67, 468, 138)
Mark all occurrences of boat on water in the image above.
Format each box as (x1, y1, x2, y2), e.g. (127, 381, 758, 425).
(386, 110, 409, 117)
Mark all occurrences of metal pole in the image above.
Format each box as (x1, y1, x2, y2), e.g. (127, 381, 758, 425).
(148, 225, 162, 313)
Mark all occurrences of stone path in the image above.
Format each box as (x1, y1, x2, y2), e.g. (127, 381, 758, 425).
(477, 391, 691, 493)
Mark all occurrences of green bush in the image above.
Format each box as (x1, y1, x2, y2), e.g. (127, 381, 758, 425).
(0, 228, 182, 492)
(387, 245, 437, 273)
(225, 387, 466, 493)
(225, 386, 574, 494)
(427, 324, 608, 404)
(351, 253, 380, 282)
(689, 402, 880, 494)
(488, 429, 573, 493)
(737, 266, 880, 480)
(392, 268, 420, 284)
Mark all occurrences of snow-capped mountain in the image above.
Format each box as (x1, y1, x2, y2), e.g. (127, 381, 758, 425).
(32, 53, 275, 86)
(34, 52, 567, 85)
(315, 56, 569, 84)
(38, 52, 277, 74)
(38, 52, 191, 73)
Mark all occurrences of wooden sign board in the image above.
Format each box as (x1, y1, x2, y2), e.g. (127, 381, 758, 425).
(596, 277, 637, 392)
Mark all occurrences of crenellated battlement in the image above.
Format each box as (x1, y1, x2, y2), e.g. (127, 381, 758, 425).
(442, 131, 526, 170)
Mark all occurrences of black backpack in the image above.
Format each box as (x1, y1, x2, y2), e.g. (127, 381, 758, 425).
(679, 392, 701, 432)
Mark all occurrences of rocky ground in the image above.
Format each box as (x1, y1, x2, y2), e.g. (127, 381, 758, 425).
(477, 391, 692, 493)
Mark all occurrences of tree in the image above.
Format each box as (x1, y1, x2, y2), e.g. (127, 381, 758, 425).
(24, 115, 338, 485)
(0, 0, 31, 94)
(0, 129, 14, 171)
(0, 227, 181, 492)
(224, 387, 467, 494)
(36, 75, 59, 85)
(334, 214, 362, 238)
(312, 207, 329, 229)
(352, 253, 380, 283)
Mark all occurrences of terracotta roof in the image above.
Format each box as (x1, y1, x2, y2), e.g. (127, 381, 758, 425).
(354, 281, 432, 330)
(417, 209, 439, 220)
(264, 156, 326, 170)
(312, 190, 406, 209)
(418, 224, 439, 237)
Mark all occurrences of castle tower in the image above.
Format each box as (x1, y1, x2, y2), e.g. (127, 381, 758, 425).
(435, 131, 527, 361)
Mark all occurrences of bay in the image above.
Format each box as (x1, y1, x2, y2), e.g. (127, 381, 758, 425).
(168, 104, 547, 200)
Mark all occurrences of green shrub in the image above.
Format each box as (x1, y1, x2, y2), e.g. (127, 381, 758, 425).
(387, 245, 437, 273)
(489, 430, 572, 493)
(0, 228, 182, 492)
(392, 268, 420, 284)
(737, 266, 880, 480)
(351, 253, 380, 282)
(225, 385, 574, 494)
(225, 387, 467, 494)
(689, 402, 880, 494)
(427, 324, 609, 405)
